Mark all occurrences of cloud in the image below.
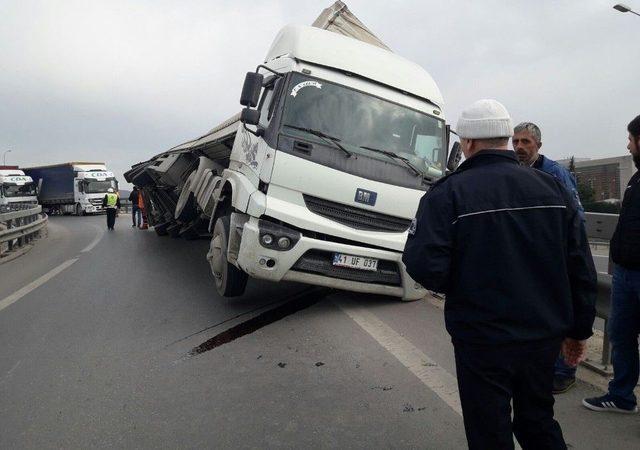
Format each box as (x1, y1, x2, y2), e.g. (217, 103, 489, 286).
(1, 0, 638, 185)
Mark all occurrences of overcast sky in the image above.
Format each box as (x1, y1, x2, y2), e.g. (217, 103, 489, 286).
(1, 0, 638, 186)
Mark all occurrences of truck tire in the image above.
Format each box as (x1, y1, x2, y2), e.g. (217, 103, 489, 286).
(154, 224, 169, 236)
(75, 203, 84, 216)
(167, 222, 181, 238)
(208, 215, 248, 297)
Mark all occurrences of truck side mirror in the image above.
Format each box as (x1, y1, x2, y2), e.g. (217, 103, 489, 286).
(240, 108, 260, 126)
(240, 108, 264, 137)
(240, 72, 264, 107)
(447, 142, 462, 172)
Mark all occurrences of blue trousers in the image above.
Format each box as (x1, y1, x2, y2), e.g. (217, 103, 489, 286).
(608, 264, 640, 405)
(132, 207, 142, 226)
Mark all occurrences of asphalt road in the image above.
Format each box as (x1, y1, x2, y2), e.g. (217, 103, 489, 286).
(0, 215, 636, 449)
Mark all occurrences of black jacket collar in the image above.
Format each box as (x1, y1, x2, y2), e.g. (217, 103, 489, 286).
(457, 150, 519, 173)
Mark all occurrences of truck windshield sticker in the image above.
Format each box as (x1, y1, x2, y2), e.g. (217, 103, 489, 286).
(290, 81, 322, 97)
(85, 171, 112, 179)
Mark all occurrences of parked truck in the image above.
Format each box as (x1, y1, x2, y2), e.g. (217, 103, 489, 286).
(0, 166, 38, 206)
(23, 162, 119, 215)
(125, 1, 461, 300)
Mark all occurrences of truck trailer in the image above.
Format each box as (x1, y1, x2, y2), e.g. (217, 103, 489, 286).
(23, 162, 119, 215)
(0, 166, 38, 206)
(125, 2, 461, 301)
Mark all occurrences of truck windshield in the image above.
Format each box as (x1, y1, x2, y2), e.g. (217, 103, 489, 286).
(84, 179, 118, 194)
(281, 73, 446, 180)
(2, 183, 37, 197)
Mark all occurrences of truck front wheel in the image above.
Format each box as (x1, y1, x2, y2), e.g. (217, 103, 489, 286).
(208, 215, 248, 297)
(75, 203, 84, 216)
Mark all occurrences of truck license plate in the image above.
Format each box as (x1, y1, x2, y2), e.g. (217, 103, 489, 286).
(332, 253, 378, 271)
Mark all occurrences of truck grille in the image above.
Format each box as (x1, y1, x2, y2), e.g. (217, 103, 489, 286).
(89, 198, 103, 206)
(292, 250, 401, 286)
(303, 195, 411, 232)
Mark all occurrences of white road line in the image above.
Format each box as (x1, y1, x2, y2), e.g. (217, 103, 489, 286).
(335, 298, 462, 416)
(337, 299, 523, 450)
(0, 258, 78, 313)
(81, 224, 105, 253)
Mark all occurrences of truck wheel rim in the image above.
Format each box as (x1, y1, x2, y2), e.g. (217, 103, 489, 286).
(210, 234, 223, 279)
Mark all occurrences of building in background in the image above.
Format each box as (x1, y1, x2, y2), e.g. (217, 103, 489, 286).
(558, 155, 635, 201)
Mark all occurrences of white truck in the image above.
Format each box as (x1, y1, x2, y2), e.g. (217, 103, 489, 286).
(126, 3, 461, 300)
(23, 162, 119, 215)
(0, 167, 39, 206)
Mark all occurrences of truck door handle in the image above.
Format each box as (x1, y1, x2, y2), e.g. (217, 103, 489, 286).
(293, 141, 312, 155)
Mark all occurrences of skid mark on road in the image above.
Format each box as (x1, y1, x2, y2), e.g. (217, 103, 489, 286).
(0, 258, 78, 313)
(335, 298, 462, 416)
(81, 224, 105, 253)
(187, 288, 330, 357)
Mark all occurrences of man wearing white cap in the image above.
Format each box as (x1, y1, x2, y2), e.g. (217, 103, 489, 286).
(403, 99, 596, 449)
(102, 187, 120, 230)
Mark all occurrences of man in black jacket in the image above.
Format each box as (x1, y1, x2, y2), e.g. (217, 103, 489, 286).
(129, 187, 142, 228)
(583, 115, 640, 414)
(403, 99, 596, 449)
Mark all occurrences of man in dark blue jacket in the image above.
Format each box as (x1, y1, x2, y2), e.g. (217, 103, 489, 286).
(403, 99, 596, 450)
(513, 121, 585, 394)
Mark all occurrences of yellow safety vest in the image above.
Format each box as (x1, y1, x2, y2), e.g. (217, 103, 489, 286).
(106, 192, 118, 208)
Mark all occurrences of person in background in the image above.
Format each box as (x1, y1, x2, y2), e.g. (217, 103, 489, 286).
(137, 188, 146, 229)
(403, 99, 596, 449)
(513, 121, 585, 394)
(583, 115, 640, 414)
(102, 187, 120, 231)
(129, 187, 142, 228)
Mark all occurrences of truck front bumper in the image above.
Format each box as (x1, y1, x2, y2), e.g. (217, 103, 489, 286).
(236, 217, 425, 301)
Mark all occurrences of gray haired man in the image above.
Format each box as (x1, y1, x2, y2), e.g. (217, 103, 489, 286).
(513, 122, 585, 394)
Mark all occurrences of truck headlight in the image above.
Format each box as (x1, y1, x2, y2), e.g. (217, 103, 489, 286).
(277, 237, 291, 249)
(258, 219, 301, 251)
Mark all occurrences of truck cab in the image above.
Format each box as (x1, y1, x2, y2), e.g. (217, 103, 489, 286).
(207, 25, 450, 300)
(0, 168, 38, 206)
(74, 167, 119, 214)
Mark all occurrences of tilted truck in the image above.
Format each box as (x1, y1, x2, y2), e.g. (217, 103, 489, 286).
(125, 2, 461, 301)
(23, 162, 119, 215)
(0, 166, 39, 206)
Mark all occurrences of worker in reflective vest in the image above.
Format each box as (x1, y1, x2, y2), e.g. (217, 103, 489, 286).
(102, 187, 121, 230)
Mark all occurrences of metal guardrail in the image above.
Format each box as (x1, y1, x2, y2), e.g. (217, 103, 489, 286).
(585, 212, 618, 243)
(584, 212, 616, 373)
(0, 203, 48, 262)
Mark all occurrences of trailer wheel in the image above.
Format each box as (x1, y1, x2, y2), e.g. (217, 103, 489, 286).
(208, 215, 247, 297)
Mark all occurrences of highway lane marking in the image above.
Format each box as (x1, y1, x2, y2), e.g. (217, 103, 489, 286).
(81, 224, 105, 253)
(0, 258, 78, 313)
(335, 298, 462, 416)
(336, 299, 528, 449)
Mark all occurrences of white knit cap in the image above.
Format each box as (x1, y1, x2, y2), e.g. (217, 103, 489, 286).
(456, 99, 513, 139)
(107, 188, 114, 193)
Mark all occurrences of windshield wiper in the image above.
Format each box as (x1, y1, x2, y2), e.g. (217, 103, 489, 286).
(283, 124, 352, 158)
(359, 145, 426, 177)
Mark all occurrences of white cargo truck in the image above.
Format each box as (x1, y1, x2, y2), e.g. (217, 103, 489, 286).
(23, 162, 119, 215)
(0, 167, 38, 206)
(126, 3, 461, 300)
